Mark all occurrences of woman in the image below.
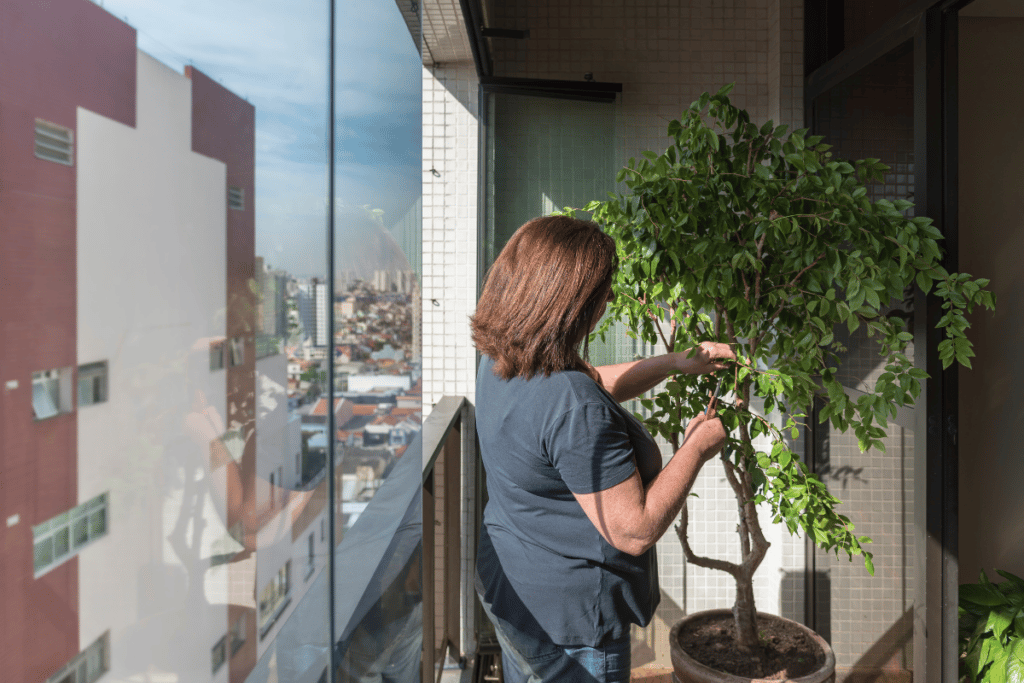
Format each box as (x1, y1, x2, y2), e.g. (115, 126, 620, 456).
(470, 215, 734, 683)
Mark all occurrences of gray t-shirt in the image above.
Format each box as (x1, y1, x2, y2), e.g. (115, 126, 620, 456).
(475, 355, 661, 646)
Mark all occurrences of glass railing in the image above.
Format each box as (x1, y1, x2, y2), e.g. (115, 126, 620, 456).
(1, 0, 422, 681)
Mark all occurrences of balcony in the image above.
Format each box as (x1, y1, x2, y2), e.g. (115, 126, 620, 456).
(3, 0, 1022, 682)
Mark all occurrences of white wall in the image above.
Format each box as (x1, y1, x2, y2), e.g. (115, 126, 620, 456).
(76, 50, 231, 681)
(257, 354, 296, 498)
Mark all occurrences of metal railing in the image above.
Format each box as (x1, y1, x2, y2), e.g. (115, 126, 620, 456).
(421, 395, 469, 683)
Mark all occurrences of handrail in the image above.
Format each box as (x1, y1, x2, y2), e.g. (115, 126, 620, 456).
(421, 395, 467, 483)
(421, 396, 468, 682)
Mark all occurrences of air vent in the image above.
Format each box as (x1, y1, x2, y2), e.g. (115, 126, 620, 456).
(228, 186, 245, 210)
(34, 119, 73, 165)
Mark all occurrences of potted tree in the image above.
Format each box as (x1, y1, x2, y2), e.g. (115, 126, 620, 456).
(572, 84, 994, 681)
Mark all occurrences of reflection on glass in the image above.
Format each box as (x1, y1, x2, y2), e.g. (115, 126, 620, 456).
(5, 0, 423, 679)
(330, 1, 424, 680)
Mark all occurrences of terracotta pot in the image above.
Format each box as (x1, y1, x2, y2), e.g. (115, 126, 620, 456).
(670, 609, 836, 683)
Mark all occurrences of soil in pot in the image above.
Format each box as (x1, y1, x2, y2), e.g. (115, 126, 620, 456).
(678, 613, 826, 680)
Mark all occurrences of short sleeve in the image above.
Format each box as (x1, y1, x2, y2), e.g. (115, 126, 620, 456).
(545, 401, 637, 494)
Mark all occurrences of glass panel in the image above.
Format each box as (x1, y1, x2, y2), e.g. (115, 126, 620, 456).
(89, 509, 106, 538)
(483, 90, 633, 392)
(78, 376, 94, 407)
(34, 537, 53, 572)
(54, 526, 72, 558)
(72, 516, 90, 548)
(333, 1, 423, 680)
(5, 0, 337, 679)
(32, 377, 59, 419)
(842, 0, 920, 49)
(810, 41, 916, 680)
(484, 92, 620, 268)
(957, 2, 1024, 587)
(7, 0, 424, 679)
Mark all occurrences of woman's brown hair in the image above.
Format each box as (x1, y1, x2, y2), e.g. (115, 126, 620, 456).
(471, 215, 617, 381)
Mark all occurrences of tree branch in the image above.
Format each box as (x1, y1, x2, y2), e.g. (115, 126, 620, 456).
(764, 254, 826, 324)
(678, 501, 743, 577)
(651, 311, 672, 352)
(722, 457, 752, 560)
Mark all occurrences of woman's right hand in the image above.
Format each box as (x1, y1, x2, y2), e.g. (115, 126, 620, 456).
(683, 411, 729, 462)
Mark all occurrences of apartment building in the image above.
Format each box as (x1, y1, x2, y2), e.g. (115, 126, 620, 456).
(0, 2, 327, 681)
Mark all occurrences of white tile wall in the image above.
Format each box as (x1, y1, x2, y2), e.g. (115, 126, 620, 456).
(420, 18, 480, 650)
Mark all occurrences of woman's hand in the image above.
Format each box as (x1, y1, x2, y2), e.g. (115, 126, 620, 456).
(682, 410, 729, 463)
(676, 341, 736, 375)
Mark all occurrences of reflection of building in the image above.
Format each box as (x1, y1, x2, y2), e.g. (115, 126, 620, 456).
(255, 257, 287, 338)
(296, 278, 329, 347)
(371, 269, 415, 294)
(0, 2, 326, 682)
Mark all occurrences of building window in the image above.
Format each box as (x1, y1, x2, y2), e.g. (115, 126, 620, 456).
(211, 635, 227, 675)
(45, 631, 109, 683)
(230, 613, 246, 657)
(32, 368, 71, 420)
(77, 361, 108, 407)
(228, 185, 245, 211)
(258, 560, 291, 638)
(210, 339, 226, 371)
(228, 337, 245, 367)
(35, 118, 73, 166)
(306, 532, 315, 580)
(33, 493, 109, 576)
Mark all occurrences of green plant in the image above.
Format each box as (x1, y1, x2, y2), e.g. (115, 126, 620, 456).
(960, 570, 1024, 682)
(570, 84, 995, 663)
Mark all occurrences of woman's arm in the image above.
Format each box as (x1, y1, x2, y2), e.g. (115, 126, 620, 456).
(594, 341, 735, 402)
(572, 412, 727, 556)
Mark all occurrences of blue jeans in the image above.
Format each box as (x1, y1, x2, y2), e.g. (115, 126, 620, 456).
(478, 591, 631, 683)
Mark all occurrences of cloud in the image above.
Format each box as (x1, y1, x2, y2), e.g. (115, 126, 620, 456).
(95, 0, 423, 278)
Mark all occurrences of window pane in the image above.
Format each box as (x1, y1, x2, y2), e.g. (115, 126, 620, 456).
(89, 509, 106, 538)
(78, 377, 94, 407)
(34, 538, 53, 572)
(72, 517, 89, 548)
(54, 527, 71, 558)
(6, 0, 417, 678)
(32, 380, 59, 419)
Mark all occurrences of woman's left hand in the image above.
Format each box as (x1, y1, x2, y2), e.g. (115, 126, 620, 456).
(676, 341, 736, 375)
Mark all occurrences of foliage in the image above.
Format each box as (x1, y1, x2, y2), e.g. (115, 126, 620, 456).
(960, 570, 1024, 683)
(561, 83, 994, 657)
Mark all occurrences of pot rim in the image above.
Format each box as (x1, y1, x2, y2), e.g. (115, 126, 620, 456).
(669, 609, 836, 683)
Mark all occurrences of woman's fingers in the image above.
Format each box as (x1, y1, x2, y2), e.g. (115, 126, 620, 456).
(700, 341, 736, 365)
(692, 416, 728, 461)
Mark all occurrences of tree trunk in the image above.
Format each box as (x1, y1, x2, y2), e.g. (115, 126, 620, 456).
(733, 571, 763, 663)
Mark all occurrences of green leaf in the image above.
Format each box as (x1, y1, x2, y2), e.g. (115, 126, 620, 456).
(990, 608, 1015, 641)
(963, 583, 1009, 607)
(1007, 639, 1024, 683)
(916, 270, 933, 294)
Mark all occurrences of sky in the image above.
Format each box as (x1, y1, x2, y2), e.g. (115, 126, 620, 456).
(94, 0, 422, 278)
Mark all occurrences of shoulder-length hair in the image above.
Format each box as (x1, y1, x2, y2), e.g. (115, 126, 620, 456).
(471, 215, 617, 381)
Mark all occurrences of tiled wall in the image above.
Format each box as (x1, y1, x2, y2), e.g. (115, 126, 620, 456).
(421, 55, 481, 657)
(421, 61, 479, 411)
